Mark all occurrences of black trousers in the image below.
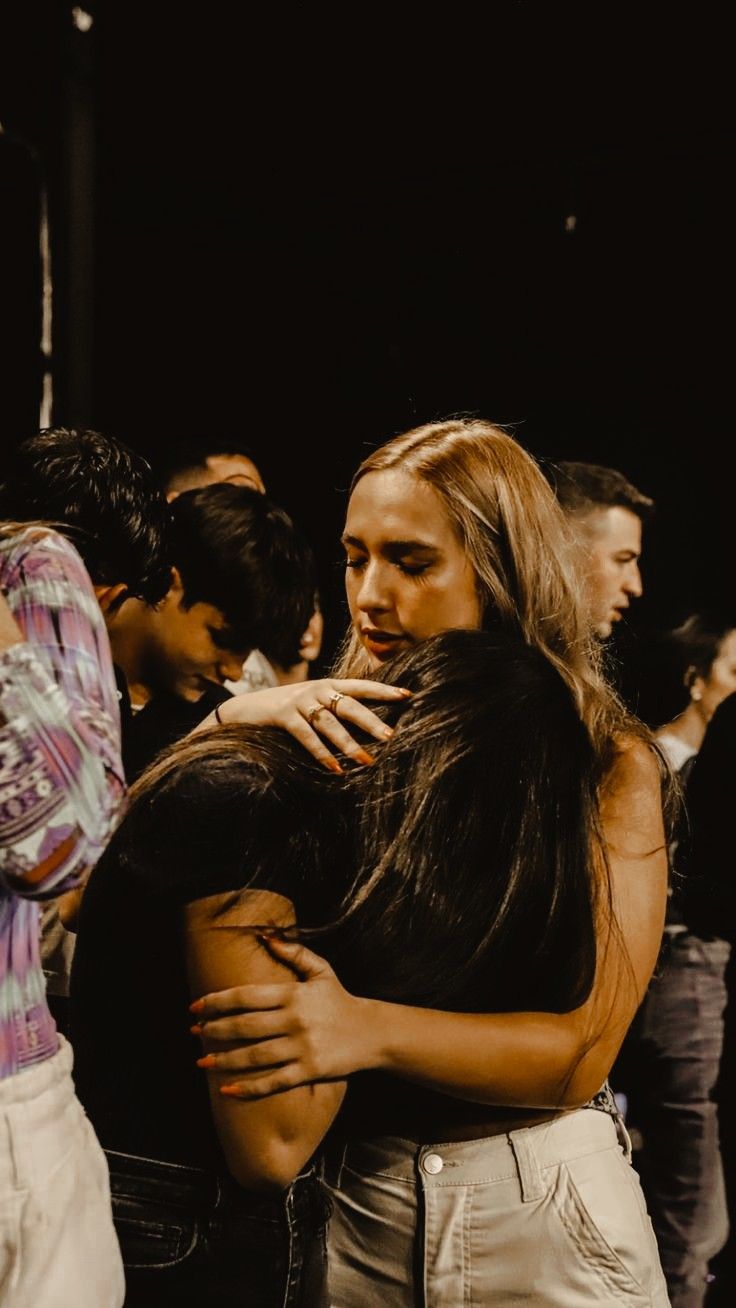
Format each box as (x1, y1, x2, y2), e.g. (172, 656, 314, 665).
(104, 1148, 330, 1307)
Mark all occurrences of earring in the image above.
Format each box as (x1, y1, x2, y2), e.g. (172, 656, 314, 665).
(691, 687, 702, 702)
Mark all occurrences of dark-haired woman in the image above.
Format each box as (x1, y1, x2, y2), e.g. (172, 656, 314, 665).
(618, 615, 736, 1306)
(69, 725, 350, 1306)
(192, 421, 671, 1305)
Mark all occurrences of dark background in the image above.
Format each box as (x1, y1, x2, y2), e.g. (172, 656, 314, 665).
(1, 3, 733, 713)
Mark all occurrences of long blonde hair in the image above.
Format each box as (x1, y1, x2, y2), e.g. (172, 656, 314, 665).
(334, 418, 625, 753)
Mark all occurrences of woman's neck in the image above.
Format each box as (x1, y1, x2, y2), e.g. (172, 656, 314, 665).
(656, 702, 706, 752)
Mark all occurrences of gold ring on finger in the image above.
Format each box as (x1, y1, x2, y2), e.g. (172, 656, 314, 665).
(306, 702, 329, 727)
(328, 691, 345, 715)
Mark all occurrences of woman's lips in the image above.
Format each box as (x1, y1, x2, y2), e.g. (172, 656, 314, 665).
(360, 629, 407, 659)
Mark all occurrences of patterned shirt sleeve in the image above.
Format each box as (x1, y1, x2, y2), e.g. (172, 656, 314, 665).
(0, 528, 126, 897)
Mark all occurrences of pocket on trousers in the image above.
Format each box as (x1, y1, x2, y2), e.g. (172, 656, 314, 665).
(80, 1115, 114, 1201)
(0, 1190, 29, 1300)
(553, 1154, 656, 1301)
(111, 1194, 199, 1271)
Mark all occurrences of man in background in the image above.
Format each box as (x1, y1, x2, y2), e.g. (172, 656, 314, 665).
(556, 459, 731, 1305)
(553, 460, 653, 639)
(162, 438, 266, 497)
(160, 438, 323, 691)
(108, 482, 316, 780)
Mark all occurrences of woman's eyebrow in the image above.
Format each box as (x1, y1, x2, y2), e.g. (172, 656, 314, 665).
(385, 540, 440, 556)
(341, 533, 440, 555)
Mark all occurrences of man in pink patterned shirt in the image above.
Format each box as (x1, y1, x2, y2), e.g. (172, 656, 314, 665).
(1, 523, 126, 1305)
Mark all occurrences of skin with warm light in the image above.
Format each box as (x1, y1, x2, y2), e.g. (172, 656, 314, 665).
(574, 505, 644, 639)
(343, 469, 482, 666)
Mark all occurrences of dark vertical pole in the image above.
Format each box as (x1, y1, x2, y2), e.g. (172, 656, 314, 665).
(60, 5, 96, 424)
(0, 129, 43, 445)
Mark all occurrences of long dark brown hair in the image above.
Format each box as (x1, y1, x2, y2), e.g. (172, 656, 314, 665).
(130, 629, 605, 1015)
(329, 629, 603, 1012)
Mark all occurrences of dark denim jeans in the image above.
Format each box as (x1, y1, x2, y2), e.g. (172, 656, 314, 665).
(104, 1148, 330, 1307)
(617, 931, 731, 1308)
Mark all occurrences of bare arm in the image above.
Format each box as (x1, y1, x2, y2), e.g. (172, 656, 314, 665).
(369, 737, 667, 1106)
(185, 889, 345, 1192)
(194, 739, 667, 1109)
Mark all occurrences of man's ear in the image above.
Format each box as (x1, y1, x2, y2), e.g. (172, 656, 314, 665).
(686, 667, 706, 704)
(94, 583, 129, 618)
(168, 566, 185, 603)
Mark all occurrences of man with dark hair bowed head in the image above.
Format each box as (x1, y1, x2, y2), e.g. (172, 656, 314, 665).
(0, 427, 172, 613)
(159, 436, 323, 692)
(106, 482, 318, 781)
(553, 460, 653, 640)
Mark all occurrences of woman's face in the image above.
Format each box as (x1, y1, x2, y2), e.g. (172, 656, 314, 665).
(343, 469, 482, 667)
(694, 629, 736, 723)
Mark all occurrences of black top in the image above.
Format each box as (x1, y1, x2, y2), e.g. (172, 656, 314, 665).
(121, 677, 232, 783)
(664, 751, 696, 929)
(70, 750, 338, 1170)
(681, 692, 736, 941)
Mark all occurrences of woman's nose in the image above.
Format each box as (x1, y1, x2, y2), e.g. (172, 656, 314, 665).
(355, 563, 391, 612)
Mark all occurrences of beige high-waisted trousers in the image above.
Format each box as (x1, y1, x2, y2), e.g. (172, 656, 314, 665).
(0, 1036, 124, 1308)
(326, 1108, 670, 1306)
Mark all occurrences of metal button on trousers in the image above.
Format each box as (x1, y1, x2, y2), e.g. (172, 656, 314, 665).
(422, 1152, 443, 1176)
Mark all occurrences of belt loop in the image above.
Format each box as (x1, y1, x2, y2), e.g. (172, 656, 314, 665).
(615, 1113, 634, 1163)
(0, 1103, 21, 1198)
(323, 1140, 347, 1189)
(2, 1103, 27, 1192)
(509, 1127, 546, 1203)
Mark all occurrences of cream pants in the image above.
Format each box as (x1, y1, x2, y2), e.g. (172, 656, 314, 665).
(0, 1037, 124, 1307)
(327, 1108, 670, 1306)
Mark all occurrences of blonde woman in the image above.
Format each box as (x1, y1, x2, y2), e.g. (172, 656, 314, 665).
(190, 421, 670, 1304)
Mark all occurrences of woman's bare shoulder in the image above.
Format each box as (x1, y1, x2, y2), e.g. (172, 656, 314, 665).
(608, 730, 662, 783)
(601, 732, 666, 857)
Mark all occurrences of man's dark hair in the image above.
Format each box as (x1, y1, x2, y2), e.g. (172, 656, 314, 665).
(552, 461, 654, 520)
(672, 611, 736, 692)
(171, 484, 315, 668)
(0, 428, 172, 604)
(160, 439, 263, 495)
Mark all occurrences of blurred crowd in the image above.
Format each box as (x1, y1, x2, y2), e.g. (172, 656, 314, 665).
(1, 422, 733, 1308)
